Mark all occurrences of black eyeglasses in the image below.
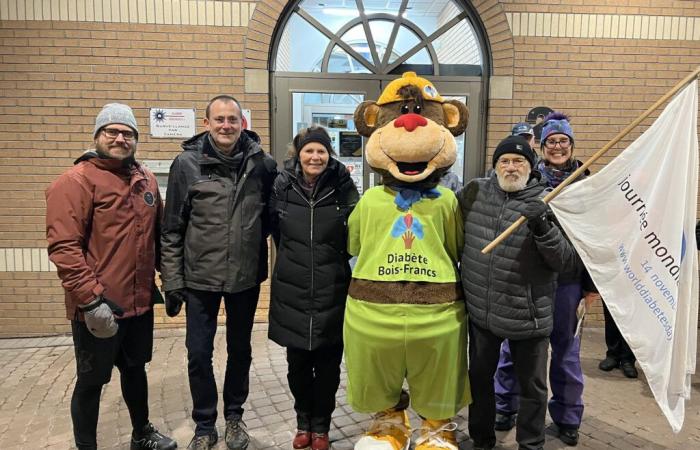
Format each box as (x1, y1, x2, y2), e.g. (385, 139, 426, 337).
(544, 138, 570, 149)
(102, 127, 136, 140)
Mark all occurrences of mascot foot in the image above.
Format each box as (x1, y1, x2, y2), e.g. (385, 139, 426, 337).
(354, 409, 411, 450)
(414, 419, 458, 450)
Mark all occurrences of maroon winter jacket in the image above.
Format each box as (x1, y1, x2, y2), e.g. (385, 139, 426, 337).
(46, 154, 162, 320)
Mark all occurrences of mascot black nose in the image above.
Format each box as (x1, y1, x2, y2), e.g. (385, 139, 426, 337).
(394, 113, 427, 132)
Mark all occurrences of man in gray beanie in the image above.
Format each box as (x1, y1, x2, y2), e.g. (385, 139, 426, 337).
(455, 135, 575, 450)
(46, 103, 176, 450)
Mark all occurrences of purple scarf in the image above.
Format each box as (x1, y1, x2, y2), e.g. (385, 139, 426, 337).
(537, 159, 580, 188)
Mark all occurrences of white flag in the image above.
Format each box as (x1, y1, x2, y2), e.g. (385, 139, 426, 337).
(549, 80, 699, 432)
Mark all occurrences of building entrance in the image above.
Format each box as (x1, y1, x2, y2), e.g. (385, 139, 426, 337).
(271, 0, 489, 188)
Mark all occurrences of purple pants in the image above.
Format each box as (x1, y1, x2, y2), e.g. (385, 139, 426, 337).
(494, 282, 584, 428)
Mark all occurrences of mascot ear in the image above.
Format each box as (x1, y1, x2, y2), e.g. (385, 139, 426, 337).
(355, 100, 380, 137)
(443, 100, 469, 137)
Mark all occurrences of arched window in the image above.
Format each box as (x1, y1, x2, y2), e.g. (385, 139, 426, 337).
(275, 0, 483, 76)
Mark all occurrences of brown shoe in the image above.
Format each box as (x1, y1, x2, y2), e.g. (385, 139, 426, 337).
(310, 433, 329, 450)
(293, 430, 311, 449)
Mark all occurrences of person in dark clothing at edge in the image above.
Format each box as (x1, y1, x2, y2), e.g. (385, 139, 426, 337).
(598, 302, 638, 378)
(456, 135, 576, 450)
(160, 95, 277, 450)
(493, 114, 600, 446)
(46, 103, 176, 450)
(268, 125, 360, 450)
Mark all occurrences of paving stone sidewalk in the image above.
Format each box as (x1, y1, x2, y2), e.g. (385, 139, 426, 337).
(0, 325, 698, 450)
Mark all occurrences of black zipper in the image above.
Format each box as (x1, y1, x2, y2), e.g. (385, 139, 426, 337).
(291, 184, 335, 350)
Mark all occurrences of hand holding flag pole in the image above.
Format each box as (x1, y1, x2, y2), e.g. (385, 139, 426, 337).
(482, 65, 700, 254)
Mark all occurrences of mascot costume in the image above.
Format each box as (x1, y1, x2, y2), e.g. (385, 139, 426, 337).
(344, 72, 470, 450)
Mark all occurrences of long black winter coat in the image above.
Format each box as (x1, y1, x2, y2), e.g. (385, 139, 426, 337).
(457, 172, 576, 340)
(268, 157, 360, 350)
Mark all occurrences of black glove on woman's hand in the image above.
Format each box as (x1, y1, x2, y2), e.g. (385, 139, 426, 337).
(165, 289, 185, 317)
(522, 198, 550, 236)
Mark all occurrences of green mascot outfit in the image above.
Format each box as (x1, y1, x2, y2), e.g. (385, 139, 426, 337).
(344, 72, 471, 450)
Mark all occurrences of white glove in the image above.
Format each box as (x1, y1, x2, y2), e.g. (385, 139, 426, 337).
(79, 296, 124, 338)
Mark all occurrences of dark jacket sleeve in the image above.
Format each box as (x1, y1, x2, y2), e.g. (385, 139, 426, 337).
(261, 155, 279, 239)
(160, 157, 190, 292)
(269, 174, 284, 249)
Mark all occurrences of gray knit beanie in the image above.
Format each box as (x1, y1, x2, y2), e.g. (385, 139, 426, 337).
(94, 103, 139, 139)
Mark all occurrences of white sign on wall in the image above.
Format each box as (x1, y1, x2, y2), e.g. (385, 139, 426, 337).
(150, 108, 196, 138)
(242, 108, 251, 129)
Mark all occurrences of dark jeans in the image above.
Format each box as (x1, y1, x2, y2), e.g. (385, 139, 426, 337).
(603, 301, 636, 363)
(185, 286, 260, 436)
(286, 344, 343, 434)
(468, 322, 549, 450)
(71, 310, 154, 450)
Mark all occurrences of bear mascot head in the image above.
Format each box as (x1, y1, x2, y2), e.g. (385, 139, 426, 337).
(354, 71, 469, 188)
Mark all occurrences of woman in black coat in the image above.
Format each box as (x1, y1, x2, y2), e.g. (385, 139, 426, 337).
(269, 125, 359, 450)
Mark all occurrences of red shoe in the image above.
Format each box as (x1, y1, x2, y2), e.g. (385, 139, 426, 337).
(311, 432, 329, 450)
(293, 430, 311, 449)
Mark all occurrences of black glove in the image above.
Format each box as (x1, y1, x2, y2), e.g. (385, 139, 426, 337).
(79, 296, 124, 338)
(522, 198, 551, 236)
(165, 289, 185, 317)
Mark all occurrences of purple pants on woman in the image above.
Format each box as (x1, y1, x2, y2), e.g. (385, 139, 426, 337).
(494, 282, 585, 428)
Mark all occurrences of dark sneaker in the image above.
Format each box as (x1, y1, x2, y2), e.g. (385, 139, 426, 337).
(494, 412, 516, 431)
(621, 361, 638, 378)
(225, 417, 250, 450)
(130, 423, 177, 450)
(293, 430, 311, 449)
(558, 426, 579, 446)
(310, 433, 329, 450)
(598, 356, 619, 371)
(187, 432, 218, 450)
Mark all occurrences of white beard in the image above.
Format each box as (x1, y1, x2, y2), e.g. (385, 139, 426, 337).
(497, 172, 528, 192)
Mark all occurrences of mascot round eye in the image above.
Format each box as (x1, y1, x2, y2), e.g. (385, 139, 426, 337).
(400, 104, 410, 114)
(413, 105, 422, 114)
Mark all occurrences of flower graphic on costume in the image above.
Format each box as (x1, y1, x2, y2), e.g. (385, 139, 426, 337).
(391, 212, 424, 249)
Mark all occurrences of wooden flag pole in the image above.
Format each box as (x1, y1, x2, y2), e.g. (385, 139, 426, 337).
(481, 65, 700, 254)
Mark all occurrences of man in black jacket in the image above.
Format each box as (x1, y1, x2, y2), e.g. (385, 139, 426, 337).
(161, 95, 277, 450)
(457, 136, 575, 450)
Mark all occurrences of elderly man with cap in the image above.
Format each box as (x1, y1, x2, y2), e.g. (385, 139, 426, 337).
(456, 135, 575, 450)
(492, 113, 601, 446)
(46, 103, 176, 450)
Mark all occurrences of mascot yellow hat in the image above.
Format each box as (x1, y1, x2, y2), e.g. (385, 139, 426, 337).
(376, 71, 444, 105)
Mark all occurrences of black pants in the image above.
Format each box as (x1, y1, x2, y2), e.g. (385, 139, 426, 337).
(468, 322, 549, 450)
(71, 310, 154, 450)
(185, 286, 260, 436)
(603, 301, 636, 363)
(286, 343, 343, 434)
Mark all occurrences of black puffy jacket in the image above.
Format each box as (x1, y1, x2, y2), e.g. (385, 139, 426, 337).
(457, 172, 575, 339)
(268, 157, 359, 350)
(160, 130, 277, 294)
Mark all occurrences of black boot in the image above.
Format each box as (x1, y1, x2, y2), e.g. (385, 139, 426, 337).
(598, 356, 618, 371)
(621, 361, 638, 378)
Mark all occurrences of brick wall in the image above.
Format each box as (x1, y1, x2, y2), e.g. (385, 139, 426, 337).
(0, 12, 272, 336)
(1, 0, 700, 336)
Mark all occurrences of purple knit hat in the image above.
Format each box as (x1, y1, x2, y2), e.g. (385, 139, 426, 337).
(540, 112, 574, 144)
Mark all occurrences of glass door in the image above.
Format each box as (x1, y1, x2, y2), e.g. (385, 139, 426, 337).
(273, 75, 483, 192)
